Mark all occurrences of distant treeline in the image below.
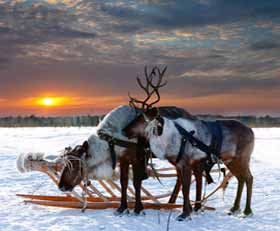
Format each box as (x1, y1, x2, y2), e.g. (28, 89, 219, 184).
(0, 114, 279, 128)
(0, 115, 102, 127)
(197, 115, 280, 128)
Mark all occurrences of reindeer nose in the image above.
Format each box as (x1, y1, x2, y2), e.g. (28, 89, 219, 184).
(59, 186, 66, 192)
(59, 185, 73, 192)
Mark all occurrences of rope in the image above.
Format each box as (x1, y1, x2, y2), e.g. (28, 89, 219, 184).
(29, 179, 45, 202)
(146, 149, 163, 185)
(211, 156, 222, 183)
(157, 209, 161, 224)
(166, 210, 173, 231)
(61, 154, 90, 212)
(201, 178, 208, 206)
(81, 185, 88, 212)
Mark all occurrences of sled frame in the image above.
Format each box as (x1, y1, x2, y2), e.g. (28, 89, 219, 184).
(17, 158, 232, 211)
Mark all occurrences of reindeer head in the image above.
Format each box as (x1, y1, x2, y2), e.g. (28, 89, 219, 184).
(123, 66, 167, 139)
(123, 107, 165, 140)
(58, 141, 90, 192)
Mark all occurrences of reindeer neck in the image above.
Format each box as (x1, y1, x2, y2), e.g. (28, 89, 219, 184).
(147, 118, 181, 159)
(148, 117, 211, 160)
(87, 134, 126, 170)
(174, 118, 212, 147)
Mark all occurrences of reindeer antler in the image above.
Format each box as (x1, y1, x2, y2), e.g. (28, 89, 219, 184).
(129, 66, 167, 110)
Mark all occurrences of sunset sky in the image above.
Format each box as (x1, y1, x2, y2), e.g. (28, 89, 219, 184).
(0, 0, 279, 116)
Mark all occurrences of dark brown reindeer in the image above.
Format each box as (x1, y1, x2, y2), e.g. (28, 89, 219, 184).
(58, 66, 193, 215)
(123, 82, 254, 220)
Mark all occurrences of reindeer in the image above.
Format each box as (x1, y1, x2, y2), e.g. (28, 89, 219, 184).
(123, 79, 255, 221)
(58, 66, 194, 215)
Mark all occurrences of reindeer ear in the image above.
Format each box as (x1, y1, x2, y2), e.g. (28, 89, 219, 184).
(82, 141, 89, 151)
(82, 141, 90, 158)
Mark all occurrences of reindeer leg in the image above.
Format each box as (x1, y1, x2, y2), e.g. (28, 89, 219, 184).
(168, 167, 182, 204)
(176, 162, 192, 221)
(225, 161, 244, 215)
(193, 164, 203, 212)
(115, 159, 129, 215)
(243, 169, 253, 216)
(132, 164, 144, 215)
(229, 175, 244, 215)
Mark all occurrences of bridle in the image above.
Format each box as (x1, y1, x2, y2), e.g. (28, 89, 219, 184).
(142, 109, 164, 137)
(60, 148, 92, 212)
(61, 148, 91, 186)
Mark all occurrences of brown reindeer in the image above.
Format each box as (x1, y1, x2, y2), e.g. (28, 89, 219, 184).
(123, 86, 254, 220)
(122, 67, 207, 219)
(58, 67, 194, 215)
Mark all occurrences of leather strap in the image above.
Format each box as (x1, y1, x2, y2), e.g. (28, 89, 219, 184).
(98, 132, 138, 170)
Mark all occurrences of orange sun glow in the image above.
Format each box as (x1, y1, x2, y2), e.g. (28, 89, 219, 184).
(43, 98, 54, 106)
(37, 97, 62, 107)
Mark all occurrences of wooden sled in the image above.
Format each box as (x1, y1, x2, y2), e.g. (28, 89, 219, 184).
(17, 156, 233, 212)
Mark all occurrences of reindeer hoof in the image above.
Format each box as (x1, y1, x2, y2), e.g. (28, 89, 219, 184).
(114, 207, 129, 216)
(133, 204, 144, 216)
(228, 207, 241, 216)
(176, 213, 191, 221)
(133, 210, 146, 216)
(194, 205, 202, 213)
(194, 208, 203, 215)
(242, 209, 253, 218)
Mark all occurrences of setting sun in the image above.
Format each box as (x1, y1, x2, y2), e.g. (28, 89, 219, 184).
(42, 98, 54, 106)
(36, 97, 65, 107)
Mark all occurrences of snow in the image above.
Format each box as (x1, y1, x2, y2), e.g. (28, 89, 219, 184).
(0, 127, 280, 231)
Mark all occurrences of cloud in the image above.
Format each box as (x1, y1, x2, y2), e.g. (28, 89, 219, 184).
(250, 40, 280, 50)
(0, 0, 280, 115)
(180, 69, 235, 79)
(98, 0, 280, 33)
(161, 88, 280, 116)
(1, 0, 280, 66)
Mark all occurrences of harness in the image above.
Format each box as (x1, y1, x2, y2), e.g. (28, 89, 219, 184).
(98, 132, 158, 181)
(98, 132, 138, 170)
(174, 121, 223, 184)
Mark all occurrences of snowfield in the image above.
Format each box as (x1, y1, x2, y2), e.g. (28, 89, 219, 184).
(0, 127, 280, 231)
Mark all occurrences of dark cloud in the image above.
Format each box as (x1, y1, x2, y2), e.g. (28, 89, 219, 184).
(250, 40, 280, 50)
(99, 0, 280, 33)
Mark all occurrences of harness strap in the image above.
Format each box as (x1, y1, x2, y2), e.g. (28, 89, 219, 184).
(174, 123, 209, 155)
(174, 122, 222, 184)
(176, 134, 188, 163)
(202, 121, 223, 184)
(98, 132, 159, 181)
(98, 132, 138, 170)
(98, 133, 138, 149)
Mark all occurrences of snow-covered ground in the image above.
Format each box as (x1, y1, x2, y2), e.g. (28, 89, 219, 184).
(0, 127, 280, 231)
